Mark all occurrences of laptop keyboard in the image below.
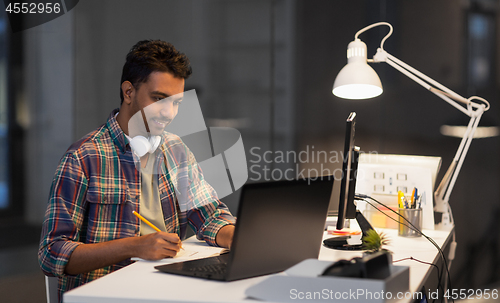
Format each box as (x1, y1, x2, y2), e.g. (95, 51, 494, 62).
(188, 263, 227, 275)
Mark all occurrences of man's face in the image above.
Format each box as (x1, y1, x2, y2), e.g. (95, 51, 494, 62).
(128, 71, 185, 136)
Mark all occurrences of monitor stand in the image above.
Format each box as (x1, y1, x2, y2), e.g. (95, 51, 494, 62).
(323, 210, 374, 251)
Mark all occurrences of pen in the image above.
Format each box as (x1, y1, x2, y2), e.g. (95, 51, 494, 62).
(410, 187, 415, 208)
(417, 194, 422, 209)
(132, 211, 183, 249)
(412, 187, 418, 209)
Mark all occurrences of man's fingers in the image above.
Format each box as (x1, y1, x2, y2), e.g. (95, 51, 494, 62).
(162, 240, 181, 252)
(152, 232, 181, 252)
(158, 232, 182, 246)
(162, 246, 179, 257)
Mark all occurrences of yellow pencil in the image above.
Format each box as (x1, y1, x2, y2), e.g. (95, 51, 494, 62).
(132, 211, 183, 249)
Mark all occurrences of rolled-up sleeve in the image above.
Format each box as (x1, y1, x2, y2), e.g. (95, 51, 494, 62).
(38, 152, 88, 277)
(184, 151, 236, 246)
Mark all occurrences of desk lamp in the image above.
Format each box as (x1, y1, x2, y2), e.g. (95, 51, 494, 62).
(332, 22, 490, 230)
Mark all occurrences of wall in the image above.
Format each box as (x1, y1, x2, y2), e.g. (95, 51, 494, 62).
(23, 12, 74, 224)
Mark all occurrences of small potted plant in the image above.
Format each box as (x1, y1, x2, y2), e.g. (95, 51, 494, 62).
(362, 229, 392, 262)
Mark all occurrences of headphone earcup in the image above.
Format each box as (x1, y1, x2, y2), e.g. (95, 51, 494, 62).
(129, 136, 151, 157)
(148, 136, 161, 153)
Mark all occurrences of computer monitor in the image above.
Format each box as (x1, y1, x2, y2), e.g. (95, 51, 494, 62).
(324, 112, 374, 251)
(336, 112, 357, 230)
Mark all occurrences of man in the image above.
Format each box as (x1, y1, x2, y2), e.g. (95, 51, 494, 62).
(38, 40, 236, 301)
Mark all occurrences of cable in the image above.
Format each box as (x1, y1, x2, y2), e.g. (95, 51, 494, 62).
(357, 197, 414, 232)
(354, 22, 393, 50)
(394, 257, 444, 303)
(393, 257, 441, 283)
(357, 196, 446, 301)
(360, 194, 451, 303)
(356, 194, 454, 303)
(359, 197, 446, 303)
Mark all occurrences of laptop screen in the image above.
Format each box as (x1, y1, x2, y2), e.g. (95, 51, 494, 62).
(225, 177, 334, 280)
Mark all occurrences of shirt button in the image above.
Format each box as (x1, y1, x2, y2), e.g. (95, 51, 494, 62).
(102, 195, 107, 202)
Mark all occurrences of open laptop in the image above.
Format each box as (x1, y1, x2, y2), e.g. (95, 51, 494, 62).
(154, 177, 334, 281)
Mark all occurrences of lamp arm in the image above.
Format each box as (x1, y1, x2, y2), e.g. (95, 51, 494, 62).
(386, 53, 471, 104)
(436, 111, 483, 206)
(386, 61, 471, 117)
(371, 48, 489, 228)
(374, 50, 474, 116)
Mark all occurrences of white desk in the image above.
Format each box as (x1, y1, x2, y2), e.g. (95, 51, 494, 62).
(64, 228, 453, 303)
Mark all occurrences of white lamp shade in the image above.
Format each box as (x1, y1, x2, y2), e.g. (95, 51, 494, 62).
(333, 62, 383, 99)
(332, 39, 383, 99)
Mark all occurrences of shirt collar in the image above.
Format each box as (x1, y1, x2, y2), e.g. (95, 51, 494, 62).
(106, 108, 129, 153)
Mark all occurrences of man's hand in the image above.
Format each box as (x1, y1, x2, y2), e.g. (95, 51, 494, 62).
(216, 225, 235, 249)
(65, 232, 182, 275)
(133, 232, 182, 260)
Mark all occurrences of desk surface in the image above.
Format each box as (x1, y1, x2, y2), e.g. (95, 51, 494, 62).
(64, 228, 453, 303)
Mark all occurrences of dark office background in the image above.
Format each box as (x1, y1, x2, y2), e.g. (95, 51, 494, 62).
(0, 0, 499, 301)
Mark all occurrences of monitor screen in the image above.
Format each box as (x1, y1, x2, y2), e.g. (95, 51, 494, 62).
(336, 112, 358, 230)
(324, 112, 374, 250)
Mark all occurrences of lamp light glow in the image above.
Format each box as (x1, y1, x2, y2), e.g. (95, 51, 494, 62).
(332, 83, 382, 100)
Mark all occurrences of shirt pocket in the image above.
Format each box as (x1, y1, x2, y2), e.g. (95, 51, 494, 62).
(86, 190, 136, 243)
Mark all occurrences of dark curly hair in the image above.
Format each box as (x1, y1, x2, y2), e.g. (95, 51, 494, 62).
(120, 40, 192, 104)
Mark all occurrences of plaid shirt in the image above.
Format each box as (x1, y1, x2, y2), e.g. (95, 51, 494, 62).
(38, 109, 236, 301)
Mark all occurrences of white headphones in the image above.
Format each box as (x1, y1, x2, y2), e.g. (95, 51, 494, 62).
(125, 108, 162, 157)
(126, 134, 161, 157)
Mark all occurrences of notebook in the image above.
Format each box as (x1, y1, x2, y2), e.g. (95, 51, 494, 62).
(154, 177, 334, 281)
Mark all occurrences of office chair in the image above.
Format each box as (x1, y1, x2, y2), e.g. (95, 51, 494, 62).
(45, 276, 58, 303)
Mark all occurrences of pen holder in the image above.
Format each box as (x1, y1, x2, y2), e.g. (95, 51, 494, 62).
(398, 208, 422, 237)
